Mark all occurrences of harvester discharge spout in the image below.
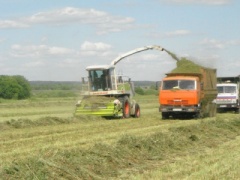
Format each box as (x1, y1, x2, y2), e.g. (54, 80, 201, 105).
(110, 45, 165, 66)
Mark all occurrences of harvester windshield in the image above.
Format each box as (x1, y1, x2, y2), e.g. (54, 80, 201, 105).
(89, 69, 112, 91)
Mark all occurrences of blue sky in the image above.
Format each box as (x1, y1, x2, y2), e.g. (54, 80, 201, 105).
(0, 0, 239, 81)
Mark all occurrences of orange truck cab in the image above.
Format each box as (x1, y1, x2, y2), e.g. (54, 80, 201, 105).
(159, 67, 217, 119)
(159, 75, 201, 119)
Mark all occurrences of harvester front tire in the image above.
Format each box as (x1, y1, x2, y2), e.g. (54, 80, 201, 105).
(134, 103, 140, 118)
(123, 96, 130, 118)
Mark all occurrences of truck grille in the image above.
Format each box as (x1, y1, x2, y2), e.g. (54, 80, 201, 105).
(167, 100, 188, 105)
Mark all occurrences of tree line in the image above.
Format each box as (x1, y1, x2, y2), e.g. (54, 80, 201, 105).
(0, 76, 158, 100)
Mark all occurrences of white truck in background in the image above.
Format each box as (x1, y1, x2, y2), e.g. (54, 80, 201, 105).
(215, 75, 240, 113)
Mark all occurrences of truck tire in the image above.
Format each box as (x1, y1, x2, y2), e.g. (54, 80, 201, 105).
(162, 112, 169, 120)
(195, 111, 203, 119)
(235, 107, 240, 114)
(235, 101, 240, 114)
(123, 96, 130, 118)
(134, 103, 140, 118)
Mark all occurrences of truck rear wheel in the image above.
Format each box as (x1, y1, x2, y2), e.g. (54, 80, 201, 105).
(123, 96, 130, 118)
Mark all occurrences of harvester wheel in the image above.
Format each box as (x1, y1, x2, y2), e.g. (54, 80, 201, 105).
(134, 103, 140, 118)
(123, 96, 130, 118)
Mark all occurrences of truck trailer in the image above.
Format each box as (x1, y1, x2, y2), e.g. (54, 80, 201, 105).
(159, 59, 218, 119)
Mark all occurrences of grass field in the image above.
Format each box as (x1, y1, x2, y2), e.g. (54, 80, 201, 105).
(0, 95, 240, 179)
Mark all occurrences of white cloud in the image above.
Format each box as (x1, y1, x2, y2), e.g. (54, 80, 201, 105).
(200, 38, 240, 49)
(48, 47, 74, 55)
(146, 29, 191, 39)
(57, 59, 81, 68)
(80, 41, 113, 57)
(11, 44, 75, 58)
(160, 0, 231, 5)
(23, 61, 45, 68)
(80, 41, 112, 51)
(165, 30, 191, 37)
(0, 7, 135, 34)
(0, 20, 28, 29)
(200, 38, 225, 49)
(0, 38, 6, 43)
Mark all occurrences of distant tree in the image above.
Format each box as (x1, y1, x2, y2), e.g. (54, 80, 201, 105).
(13, 75, 31, 99)
(0, 75, 31, 99)
(135, 87, 145, 95)
(144, 89, 158, 95)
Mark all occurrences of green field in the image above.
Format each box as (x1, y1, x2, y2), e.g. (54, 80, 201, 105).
(0, 95, 240, 179)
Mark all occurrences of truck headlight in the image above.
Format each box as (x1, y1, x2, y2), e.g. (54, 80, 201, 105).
(187, 108, 196, 112)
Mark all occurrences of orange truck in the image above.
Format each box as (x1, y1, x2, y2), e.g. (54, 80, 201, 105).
(159, 59, 217, 119)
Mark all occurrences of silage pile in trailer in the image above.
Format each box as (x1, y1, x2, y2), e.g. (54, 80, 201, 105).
(164, 49, 204, 74)
(170, 58, 202, 74)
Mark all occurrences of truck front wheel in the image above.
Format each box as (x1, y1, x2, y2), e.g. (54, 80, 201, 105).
(235, 101, 240, 114)
(162, 112, 169, 120)
(235, 107, 240, 114)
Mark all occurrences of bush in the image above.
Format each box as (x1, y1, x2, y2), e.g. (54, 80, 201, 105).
(135, 87, 145, 95)
(135, 86, 158, 95)
(0, 75, 31, 99)
(144, 89, 158, 95)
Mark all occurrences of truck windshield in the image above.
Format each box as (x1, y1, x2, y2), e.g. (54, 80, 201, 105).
(162, 80, 195, 90)
(217, 86, 236, 93)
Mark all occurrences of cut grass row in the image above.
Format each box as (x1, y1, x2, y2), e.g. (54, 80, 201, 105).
(1, 115, 240, 179)
(0, 97, 77, 122)
(130, 132, 240, 179)
(0, 95, 240, 179)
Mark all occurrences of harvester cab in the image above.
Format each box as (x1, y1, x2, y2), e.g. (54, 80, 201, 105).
(75, 45, 165, 118)
(82, 65, 134, 96)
